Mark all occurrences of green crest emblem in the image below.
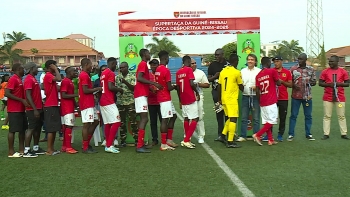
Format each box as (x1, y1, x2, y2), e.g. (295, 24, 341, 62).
(241, 39, 255, 54)
(124, 43, 139, 59)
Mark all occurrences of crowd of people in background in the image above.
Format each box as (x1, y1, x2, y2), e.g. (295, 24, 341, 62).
(1, 47, 349, 157)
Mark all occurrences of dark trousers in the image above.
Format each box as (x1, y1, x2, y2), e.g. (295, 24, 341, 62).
(149, 105, 161, 142)
(274, 100, 288, 136)
(212, 89, 228, 136)
(118, 103, 138, 143)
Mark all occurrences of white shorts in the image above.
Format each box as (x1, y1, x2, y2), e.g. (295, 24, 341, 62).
(100, 104, 121, 124)
(135, 96, 148, 113)
(61, 113, 75, 126)
(182, 101, 199, 119)
(261, 103, 278, 125)
(160, 101, 176, 119)
(81, 107, 99, 123)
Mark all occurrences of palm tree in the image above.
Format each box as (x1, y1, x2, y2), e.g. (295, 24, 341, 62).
(260, 48, 266, 57)
(278, 40, 304, 61)
(0, 44, 23, 66)
(269, 48, 286, 59)
(6, 31, 31, 45)
(30, 48, 39, 62)
(145, 37, 181, 57)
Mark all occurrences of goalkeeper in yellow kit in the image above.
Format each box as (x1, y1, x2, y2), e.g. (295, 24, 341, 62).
(217, 53, 244, 148)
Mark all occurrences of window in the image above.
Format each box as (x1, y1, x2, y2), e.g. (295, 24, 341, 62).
(37, 58, 43, 64)
(263, 46, 266, 49)
(59, 57, 65, 64)
(345, 56, 350, 63)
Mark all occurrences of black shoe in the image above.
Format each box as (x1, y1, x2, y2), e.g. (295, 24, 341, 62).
(83, 145, 98, 154)
(136, 147, 151, 153)
(306, 135, 315, 141)
(34, 147, 46, 155)
(321, 135, 329, 140)
(119, 142, 127, 147)
(216, 135, 227, 144)
(23, 151, 38, 158)
(227, 142, 241, 148)
(341, 135, 350, 140)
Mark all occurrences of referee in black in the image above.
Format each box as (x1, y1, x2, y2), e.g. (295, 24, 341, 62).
(207, 48, 229, 141)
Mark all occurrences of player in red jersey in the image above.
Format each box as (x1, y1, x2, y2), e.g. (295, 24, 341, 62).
(253, 57, 281, 146)
(60, 67, 79, 154)
(176, 56, 199, 149)
(100, 57, 123, 154)
(5, 63, 30, 158)
(43, 60, 62, 155)
(79, 58, 102, 154)
(155, 50, 178, 151)
(134, 49, 162, 153)
(23, 62, 45, 157)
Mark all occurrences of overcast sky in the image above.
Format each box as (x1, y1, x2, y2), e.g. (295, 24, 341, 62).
(2, 0, 349, 57)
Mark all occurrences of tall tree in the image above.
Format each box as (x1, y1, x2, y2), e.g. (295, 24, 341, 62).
(222, 42, 237, 60)
(145, 37, 181, 57)
(318, 43, 327, 70)
(203, 54, 215, 65)
(0, 44, 23, 66)
(260, 48, 266, 57)
(30, 48, 39, 61)
(6, 31, 31, 44)
(278, 40, 304, 61)
(269, 48, 286, 59)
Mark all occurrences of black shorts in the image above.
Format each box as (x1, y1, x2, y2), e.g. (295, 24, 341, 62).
(26, 110, 44, 130)
(2, 100, 7, 106)
(8, 112, 28, 133)
(44, 107, 61, 133)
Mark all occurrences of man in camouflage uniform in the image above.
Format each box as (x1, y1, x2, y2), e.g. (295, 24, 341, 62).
(116, 62, 138, 147)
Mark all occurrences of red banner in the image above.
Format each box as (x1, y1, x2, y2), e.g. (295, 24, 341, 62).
(119, 17, 260, 37)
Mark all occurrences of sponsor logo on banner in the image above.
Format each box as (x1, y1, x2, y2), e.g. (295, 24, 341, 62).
(173, 11, 207, 18)
(174, 12, 180, 18)
(241, 39, 256, 54)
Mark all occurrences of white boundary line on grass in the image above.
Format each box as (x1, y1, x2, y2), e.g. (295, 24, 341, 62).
(175, 111, 255, 197)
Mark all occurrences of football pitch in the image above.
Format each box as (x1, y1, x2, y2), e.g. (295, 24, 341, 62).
(1, 86, 350, 197)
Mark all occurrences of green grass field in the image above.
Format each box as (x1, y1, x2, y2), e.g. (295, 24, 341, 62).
(1, 86, 350, 197)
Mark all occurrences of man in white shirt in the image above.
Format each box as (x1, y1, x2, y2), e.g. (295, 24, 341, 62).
(237, 54, 261, 141)
(191, 58, 210, 143)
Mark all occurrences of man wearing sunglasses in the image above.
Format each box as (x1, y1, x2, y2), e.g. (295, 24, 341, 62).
(207, 48, 229, 141)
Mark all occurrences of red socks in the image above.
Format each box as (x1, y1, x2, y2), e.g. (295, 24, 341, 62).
(64, 127, 73, 149)
(88, 134, 93, 144)
(184, 120, 189, 137)
(167, 129, 174, 140)
(106, 122, 121, 147)
(83, 140, 89, 151)
(161, 133, 167, 144)
(184, 120, 198, 142)
(267, 128, 273, 141)
(137, 129, 145, 148)
(256, 123, 273, 137)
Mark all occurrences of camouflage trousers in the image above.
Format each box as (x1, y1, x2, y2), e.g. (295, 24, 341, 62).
(118, 103, 138, 143)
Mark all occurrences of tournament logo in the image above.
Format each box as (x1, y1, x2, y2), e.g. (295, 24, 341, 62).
(124, 43, 139, 59)
(241, 39, 255, 54)
(174, 12, 180, 18)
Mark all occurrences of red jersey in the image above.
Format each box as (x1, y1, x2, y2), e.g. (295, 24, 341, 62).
(78, 71, 95, 110)
(44, 72, 59, 107)
(134, 61, 150, 98)
(276, 67, 292, 100)
(60, 78, 75, 116)
(7, 74, 25, 112)
(100, 68, 116, 106)
(319, 67, 349, 102)
(148, 72, 159, 105)
(155, 65, 171, 103)
(255, 68, 279, 107)
(176, 66, 196, 105)
(24, 74, 42, 110)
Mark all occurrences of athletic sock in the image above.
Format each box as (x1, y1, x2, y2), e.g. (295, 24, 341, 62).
(87, 134, 93, 144)
(24, 147, 30, 154)
(184, 120, 198, 142)
(161, 133, 167, 145)
(255, 123, 272, 137)
(83, 140, 89, 151)
(227, 121, 237, 142)
(267, 128, 274, 141)
(167, 129, 174, 140)
(137, 129, 145, 148)
(183, 120, 189, 137)
(65, 127, 73, 149)
(33, 145, 39, 151)
(222, 120, 230, 135)
(107, 122, 121, 147)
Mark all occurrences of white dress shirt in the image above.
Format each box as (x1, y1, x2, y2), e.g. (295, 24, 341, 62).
(240, 66, 261, 95)
(193, 69, 209, 96)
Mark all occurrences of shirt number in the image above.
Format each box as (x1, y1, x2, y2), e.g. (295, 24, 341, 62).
(224, 77, 228, 91)
(101, 80, 105, 93)
(260, 81, 269, 94)
(179, 79, 184, 92)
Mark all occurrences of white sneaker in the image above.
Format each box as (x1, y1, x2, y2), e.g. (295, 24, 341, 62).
(114, 139, 119, 146)
(236, 137, 247, 142)
(181, 141, 195, 149)
(105, 146, 120, 153)
(101, 140, 106, 146)
(198, 137, 204, 144)
(160, 144, 175, 151)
